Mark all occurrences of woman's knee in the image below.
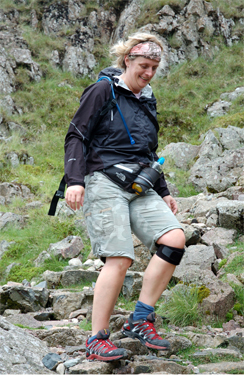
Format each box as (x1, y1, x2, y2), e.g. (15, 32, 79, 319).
(105, 256, 132, 274)
(157, 229, 185, 248)
(156, 229, 185, 266)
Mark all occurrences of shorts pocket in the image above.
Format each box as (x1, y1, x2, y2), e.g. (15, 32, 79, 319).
(84, 206, 114, 238)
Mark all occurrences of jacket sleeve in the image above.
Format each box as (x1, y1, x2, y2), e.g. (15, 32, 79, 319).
(64, 81, 111, 187)
(152, 152, 170, 198)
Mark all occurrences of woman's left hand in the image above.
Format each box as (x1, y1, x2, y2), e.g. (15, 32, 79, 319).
(163, 195, 178, 215)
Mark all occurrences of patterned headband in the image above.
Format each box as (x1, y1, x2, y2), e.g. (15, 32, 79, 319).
(129, 41, 162, 62)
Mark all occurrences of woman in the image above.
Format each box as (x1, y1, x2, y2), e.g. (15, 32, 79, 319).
(64, 32, 185, 362)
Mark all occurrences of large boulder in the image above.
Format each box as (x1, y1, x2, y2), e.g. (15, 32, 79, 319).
(217, 200, 244, 233)
(0, 285, 49, 314)
(0, 316, 52, 374)
(0, 211, 25, 230)
(189, 147, 244, 193)
(161, 142, 200, 170)
(47, 235, 84, 260)
(0, 182, 34, 204)
(173, 244, 216, 280)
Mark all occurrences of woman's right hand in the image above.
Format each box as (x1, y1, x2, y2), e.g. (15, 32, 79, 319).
(65, 185, 85, 211)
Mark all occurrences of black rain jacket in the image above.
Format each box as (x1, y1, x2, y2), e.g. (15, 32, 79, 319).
(64, 67, 170, 198)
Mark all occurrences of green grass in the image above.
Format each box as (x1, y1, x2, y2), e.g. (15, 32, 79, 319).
(210, 0, 244, 18)
(0, 204, 91, 284)
(220, 241, 244, 278)
(157, 284, 202, 327)
(152, 42, 244, 147)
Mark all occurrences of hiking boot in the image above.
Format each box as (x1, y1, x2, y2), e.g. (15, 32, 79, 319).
(86, 328, 127, 361)
(121, 312, 170, 350)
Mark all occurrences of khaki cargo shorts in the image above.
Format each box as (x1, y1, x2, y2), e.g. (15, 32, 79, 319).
(83, 172, 183, 261)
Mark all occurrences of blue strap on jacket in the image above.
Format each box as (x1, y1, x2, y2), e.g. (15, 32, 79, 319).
(97, 76, 135, 145)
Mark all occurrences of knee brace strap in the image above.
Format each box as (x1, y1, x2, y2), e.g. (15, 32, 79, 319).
(156, 245, 185, 266)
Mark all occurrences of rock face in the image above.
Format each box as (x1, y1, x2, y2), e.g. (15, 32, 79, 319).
(0, 0, 242, 92)
(0, 316, 51, 374)
(161, 125, 244, 194)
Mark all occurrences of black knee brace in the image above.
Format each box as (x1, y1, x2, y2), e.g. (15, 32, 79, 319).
(156, 245, 185, 265)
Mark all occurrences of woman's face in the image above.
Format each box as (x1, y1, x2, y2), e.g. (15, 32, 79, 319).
(123, 55, 159, 94)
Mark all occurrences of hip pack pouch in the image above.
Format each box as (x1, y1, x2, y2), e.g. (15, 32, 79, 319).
(102, 163, 142, 193)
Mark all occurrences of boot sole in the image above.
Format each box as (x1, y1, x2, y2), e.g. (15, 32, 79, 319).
(122, 329, 170, 350)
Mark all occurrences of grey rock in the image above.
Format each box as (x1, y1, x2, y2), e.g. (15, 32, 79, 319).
(213, 243, 230, 259)
(34, 281, 47, 289)
(189, 148, 244, 193)
(42, 0, 85, 35)
(34, 251, 52, 267)
(216, 125, 244, 150)
(117, 337, 149, 356)
(166, 334, 192, 354)
(201, 227, 236, 246)
(220, 86, 244, 102)
(42, 352, 63, 370)
(25, 201, 43, 209)
(198, 360, 244, 373)
(161, 142, 200, 170)
(0, 211, 24, 230)
(68, 258, 83, 267)
(0, 182, 34, 204)
(109, 314, 127, 332)
(226, 273, 243, 286)
(34, 327, 86, 347)
(47, 235, 84, 260)
(3, 308, 21, 316)
(0, 48, 16, 94)
(186, 0, 205, 17)
(217, 200, 244, 233)
(192, 347, 242, 359)
(200, 279, 235, 320)
(198, 130, 223, 160)
(187, 331, 227, 348)
(30, 9, 38, 30)
(62, 46, 96, 79)
(0, 316, 51, 374)
(51, 290, 86, 319)
(112, 0, 141, 42)
(64, 357, 80, 368)
(173, 244, 216, 280)
(8, 121, 27, 135)
(129, 357, 190, 374)
(228, 335, 244, 354)
(61, 269, 99, 287)
(0, 95, 15, 117)
(182, 223, 201, 246)
(5, 313, 44, 329)
(42, 270, 62, 289)
(10, 47, 42, 82)
(207, 100, 232, 117)
(157, 5, 175, 17)
(176, 196, 199, 214)
(130, 244, 152, 272)
(50, 49, 60, 67)
(68, 360, 114, 374)
(0, 285, 49, 314)
(122, 271, 143, 299)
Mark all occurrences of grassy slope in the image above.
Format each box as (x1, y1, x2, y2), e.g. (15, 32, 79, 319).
(0, 1, 243, 321)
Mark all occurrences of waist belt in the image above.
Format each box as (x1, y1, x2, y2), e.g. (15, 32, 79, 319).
(102, 163, 142, 193)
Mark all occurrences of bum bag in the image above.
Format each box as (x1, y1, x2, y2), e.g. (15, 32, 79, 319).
(102, 163, 142, 193)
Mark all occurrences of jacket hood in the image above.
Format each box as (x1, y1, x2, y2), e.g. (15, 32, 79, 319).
(98, 66, 122, 79)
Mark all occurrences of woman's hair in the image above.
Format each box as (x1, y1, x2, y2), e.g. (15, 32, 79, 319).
(110, 32, 163, 70)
